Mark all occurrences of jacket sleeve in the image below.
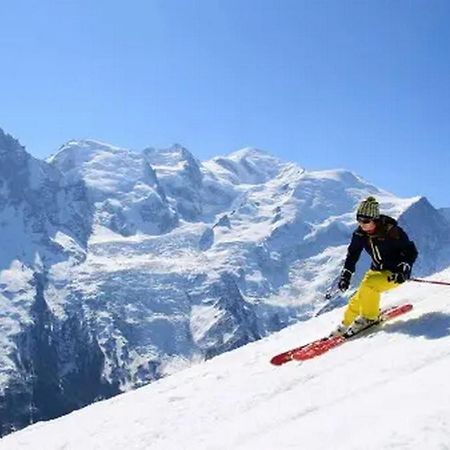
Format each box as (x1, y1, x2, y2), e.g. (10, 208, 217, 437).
(397, 226, 418, 266)
(343, 231, 364, 273)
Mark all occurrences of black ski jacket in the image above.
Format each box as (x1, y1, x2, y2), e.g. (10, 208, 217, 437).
(343, 215, 418, 274)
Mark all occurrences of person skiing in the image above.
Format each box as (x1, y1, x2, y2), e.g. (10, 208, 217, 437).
(331, 196, 418, 336)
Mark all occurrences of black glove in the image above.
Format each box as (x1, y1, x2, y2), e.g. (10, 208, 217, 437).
(338, 269, 352, 292)
(391, 262, 412, 284)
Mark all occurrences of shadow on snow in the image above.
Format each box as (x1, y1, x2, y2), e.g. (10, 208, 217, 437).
(382, 312, 450, 340)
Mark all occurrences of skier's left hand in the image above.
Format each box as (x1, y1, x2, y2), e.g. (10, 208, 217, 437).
(391, 262, 411, 284)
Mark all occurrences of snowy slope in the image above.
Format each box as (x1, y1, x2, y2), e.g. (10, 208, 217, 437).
(1, 270, 449, 450)
(2, 127, 450, 436)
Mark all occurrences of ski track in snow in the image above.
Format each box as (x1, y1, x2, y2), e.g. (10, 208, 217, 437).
(1, 272, 449, 450)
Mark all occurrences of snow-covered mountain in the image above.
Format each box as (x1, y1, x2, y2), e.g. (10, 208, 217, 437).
(1, 269, 449, 450)
(1, 127, 450, 436)
(439, 207, 450, 223)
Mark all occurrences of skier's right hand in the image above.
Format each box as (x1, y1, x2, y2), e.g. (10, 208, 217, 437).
(338, 269, 352, 292)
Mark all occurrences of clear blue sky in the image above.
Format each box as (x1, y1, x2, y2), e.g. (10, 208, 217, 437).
(1, 0, 449, 207)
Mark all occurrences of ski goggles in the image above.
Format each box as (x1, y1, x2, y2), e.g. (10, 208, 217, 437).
(357, 217, 374, 224)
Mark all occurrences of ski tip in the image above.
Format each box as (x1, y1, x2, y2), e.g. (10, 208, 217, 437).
(385, 303, 413, 317)
(270, 355, 289, 366)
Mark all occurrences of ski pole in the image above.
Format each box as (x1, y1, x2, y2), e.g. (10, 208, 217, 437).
(324, 287, 341, 300)
(410, 278, 450, 287)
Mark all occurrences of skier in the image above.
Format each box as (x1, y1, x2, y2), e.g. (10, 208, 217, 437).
(331, 196, 418, 336)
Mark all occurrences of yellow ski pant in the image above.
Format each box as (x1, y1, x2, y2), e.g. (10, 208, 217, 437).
(343, 270, 399, 325)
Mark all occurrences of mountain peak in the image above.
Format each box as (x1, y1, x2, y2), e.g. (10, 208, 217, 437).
(143, 144, 199, 168)
(206, 147, 291, 185)
(46, 140, 137, 179)
(0, 128, 27, 158)
(47, 139, 124, 163)
(226, 147, 272, 160)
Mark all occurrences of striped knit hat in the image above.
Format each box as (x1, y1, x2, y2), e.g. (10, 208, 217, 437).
(357, 196, 380, 220)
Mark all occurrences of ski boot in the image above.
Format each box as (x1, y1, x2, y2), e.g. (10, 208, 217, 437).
(346, 316, 378, 336)
(329, 322, 349, 337)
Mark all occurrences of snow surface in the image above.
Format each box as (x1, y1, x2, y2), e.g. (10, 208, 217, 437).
(2, 129, 450, 435)
(1, 270, 449, 450)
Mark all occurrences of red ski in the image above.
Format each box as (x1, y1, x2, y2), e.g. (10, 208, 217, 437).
(270, 303, 413, 365)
